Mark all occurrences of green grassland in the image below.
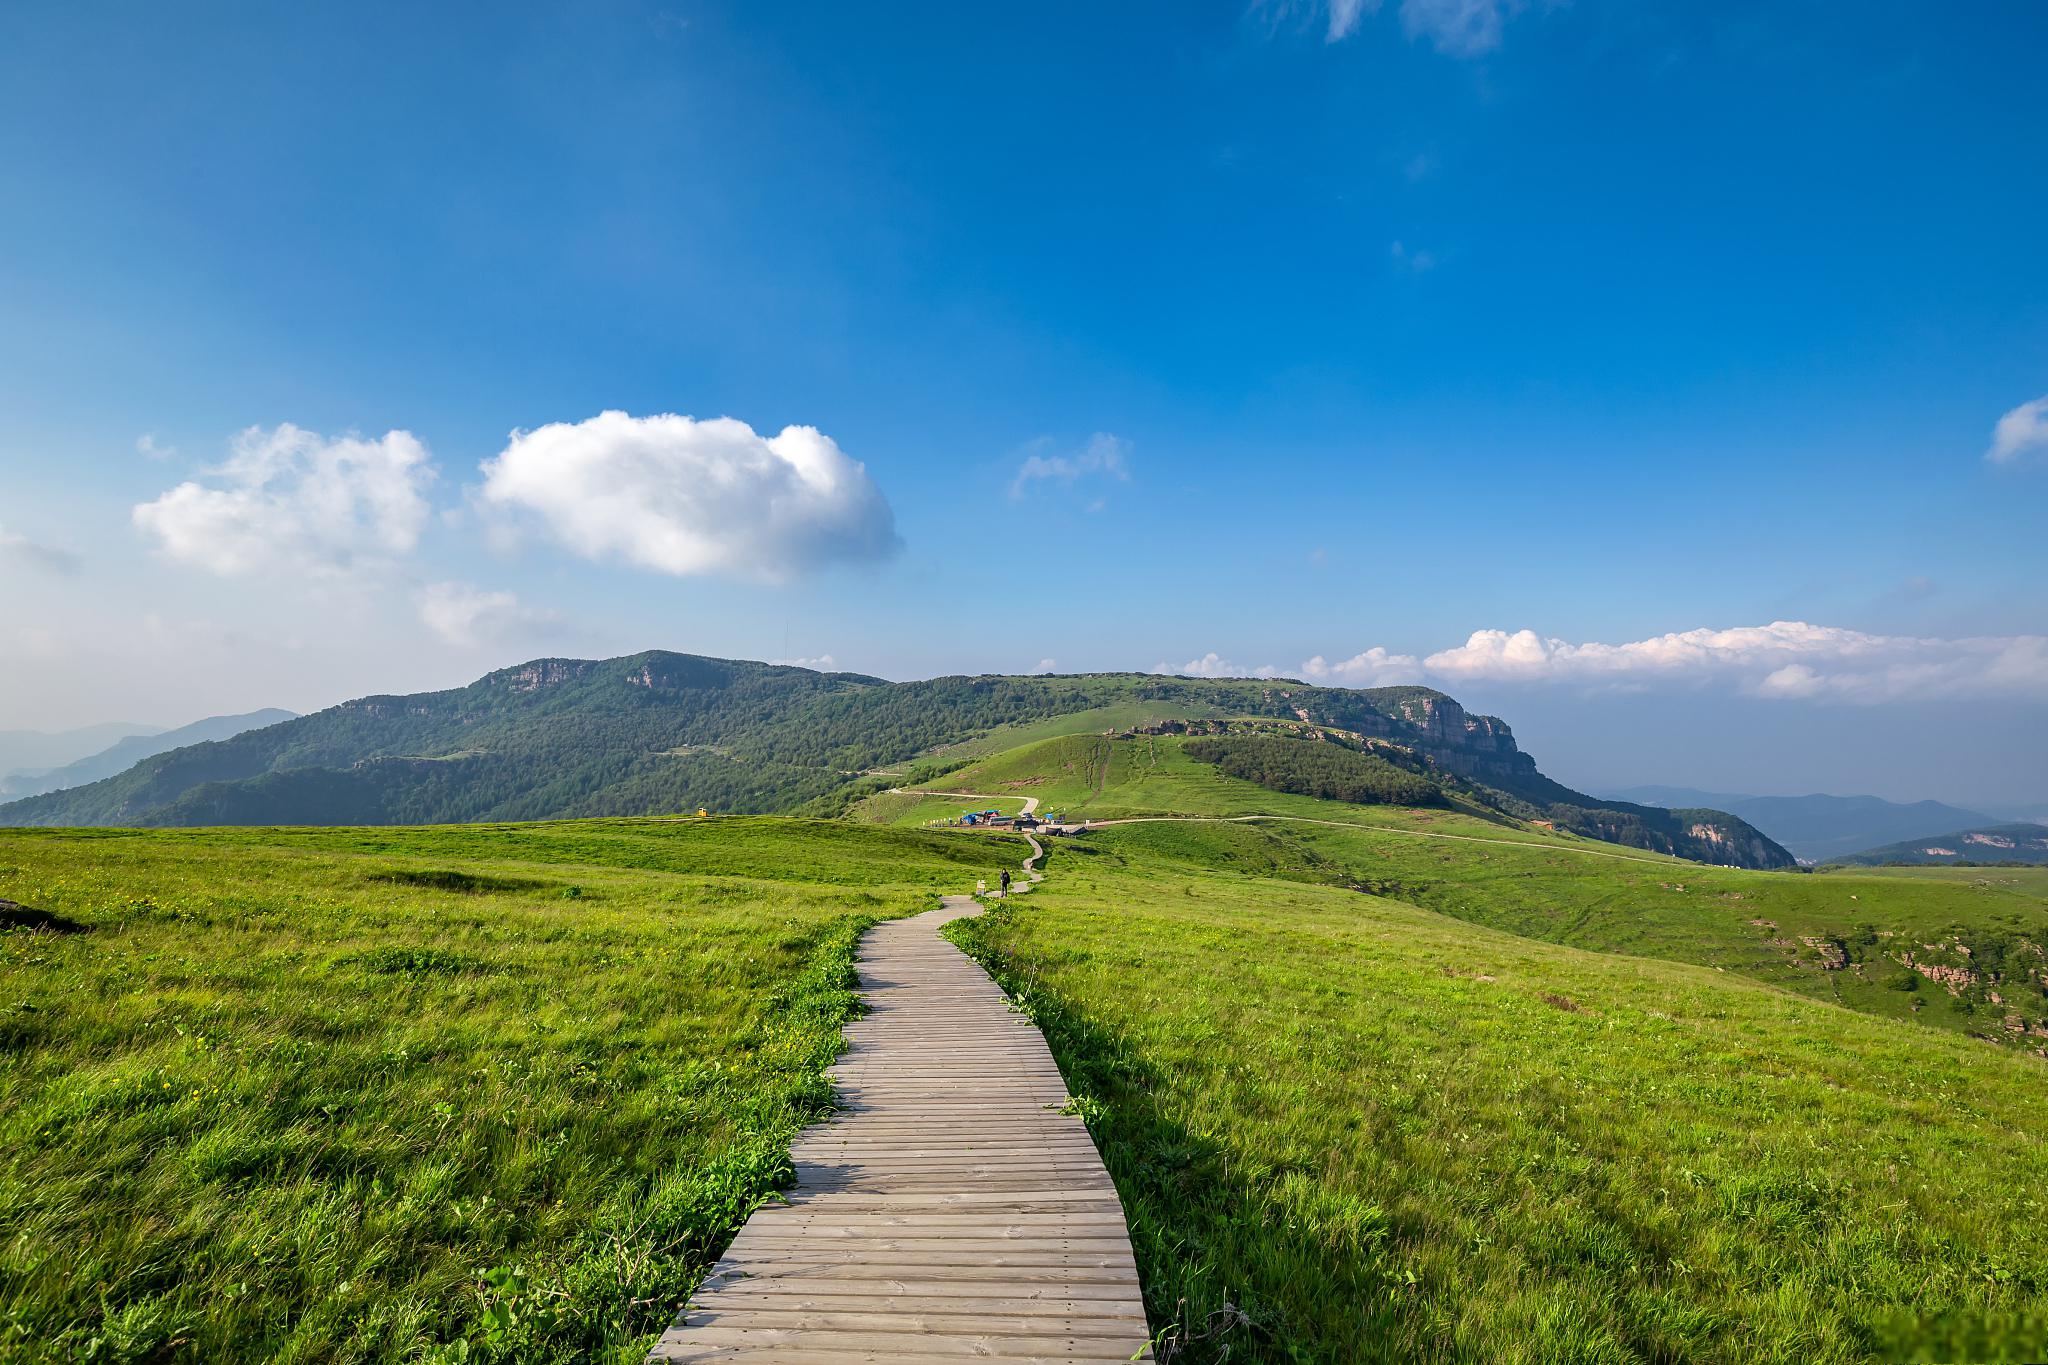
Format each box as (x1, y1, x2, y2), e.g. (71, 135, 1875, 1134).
(8, 745, 2046, 1365)
(0, 818, 1024, 1364)
(1085, 820, 2048, 1048)
(1836, 864, 2048, 898)
(948, 837, 2048, 1364)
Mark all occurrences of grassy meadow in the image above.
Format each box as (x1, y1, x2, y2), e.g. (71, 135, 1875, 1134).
(7, 755, 2046, 1365)
(943, 732, 1555, 832)
(0, 817, 1022, 1363)
(1093, 819, 2048, 1047)
(948, 834, 2048, 1364)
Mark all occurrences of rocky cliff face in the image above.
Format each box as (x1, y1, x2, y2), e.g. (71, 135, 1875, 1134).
(1682, 817, 1792, 871)
(1384, 694, 1539, 788)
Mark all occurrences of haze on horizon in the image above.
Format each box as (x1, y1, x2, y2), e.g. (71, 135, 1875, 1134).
(1, 1, 2043, 809)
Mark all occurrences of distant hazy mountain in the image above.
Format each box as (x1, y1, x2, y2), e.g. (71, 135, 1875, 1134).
(0, 722, 161, 783)
(1605, 785, 1995, 863)
(0, 651, 1794, 867)
(0, 709, 297, 798)
(1831, 822, 2048, 867)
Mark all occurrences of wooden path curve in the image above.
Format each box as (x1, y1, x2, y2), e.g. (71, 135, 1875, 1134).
(645, 878, 1150, 1362)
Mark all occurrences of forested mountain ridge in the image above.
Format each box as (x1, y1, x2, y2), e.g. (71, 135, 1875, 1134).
(0, 650, 1794, 867)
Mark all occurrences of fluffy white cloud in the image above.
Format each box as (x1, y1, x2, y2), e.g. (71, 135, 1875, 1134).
(1301, 646, 1425, 687)
(1169, 621, 2048, 704)
(416, 582, 560, 648)
(1429, 622, 1883, 684)
(479, 412, 898, 583)
(1988, 395, 2048, 465)
(133, 424, 434, 577)
(1420, 621, 2048, 702)
(1032, 658, 1058, 674)
(1154, 652, 1286, 679)
(0, 525, 81, 575)
(1010, 433, 1132, 499)
(771, 654, 840, 671)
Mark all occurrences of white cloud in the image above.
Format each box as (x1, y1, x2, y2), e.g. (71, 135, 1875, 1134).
(1419, 621, 2048, 703)
(1154, 652, 1286, 679)
(133, 424, 435, 578)
(1428, 622, 1885, 685)
(0, 525, 81, 575)
(135, 434, 176, 461)
(1987, 395, 2048, 465)
(1010, 433, 1132, 499)
(416, 582, 560, 648)
(1172, 620, 2048, 704)
(1301, 646, 1425, 687)
(771, 653, 840, 671)
(479, 412, 898, 583)
(1032, 658, 1058, 674)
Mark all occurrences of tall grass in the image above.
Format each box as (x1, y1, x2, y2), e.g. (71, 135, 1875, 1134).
(949, 839, 2048, 1364)
(0, 819, 1019, 1363)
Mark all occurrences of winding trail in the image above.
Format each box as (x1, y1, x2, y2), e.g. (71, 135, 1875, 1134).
(645, 832, 1141, 1363)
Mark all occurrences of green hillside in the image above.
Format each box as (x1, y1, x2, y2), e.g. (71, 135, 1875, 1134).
(1831, 822, 2048, 866)
(0, 652, 1794, 870)
(949, 835, 2048, 1364)
(936, 727, 1791, 865)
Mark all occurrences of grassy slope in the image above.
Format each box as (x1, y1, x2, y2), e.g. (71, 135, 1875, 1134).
(942, 733, 1532, 830)
(1095, 820, 2048, 1048)
(0, 818, 1023, 1364)
(948, 838, 2048, 1364)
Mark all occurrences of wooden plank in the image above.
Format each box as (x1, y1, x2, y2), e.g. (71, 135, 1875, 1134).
(644, 891, 1151, 1361)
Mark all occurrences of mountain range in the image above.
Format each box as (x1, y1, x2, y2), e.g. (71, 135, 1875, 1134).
(1826, 821, 2048, 866)
(0, 721, 160, 783)
(1603, 786, 1995, 864)
(0, 709, 296, 799)
(0, 651, 1797, 868)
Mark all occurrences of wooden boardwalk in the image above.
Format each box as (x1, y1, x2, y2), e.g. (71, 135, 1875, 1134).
(645, 890, 1151, 1363)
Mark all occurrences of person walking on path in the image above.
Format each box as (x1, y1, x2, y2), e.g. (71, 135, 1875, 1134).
(999, 868, 1012, 898)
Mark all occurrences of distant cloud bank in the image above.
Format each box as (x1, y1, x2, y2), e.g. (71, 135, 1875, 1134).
(1161, 621, 2048, 704)
(480, 411, 899, 583)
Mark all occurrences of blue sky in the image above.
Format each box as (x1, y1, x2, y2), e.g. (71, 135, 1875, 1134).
(1, 0, 2044, 806)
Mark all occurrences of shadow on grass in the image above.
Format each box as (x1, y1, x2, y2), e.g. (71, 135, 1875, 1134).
(0, 899, 88, 933)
